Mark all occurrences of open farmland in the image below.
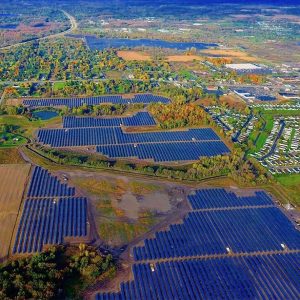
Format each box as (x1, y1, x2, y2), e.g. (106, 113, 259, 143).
(199, 48, 258, 62)
(167, 55, 204, 62)
(95, 188, 300, 299)
(0, 164, 31, 261)
(117, 51, 151, 61)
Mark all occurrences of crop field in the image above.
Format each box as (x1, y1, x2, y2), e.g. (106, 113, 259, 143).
(167, 55, 204, 62)
(117, 51, 151, 61)
(95, 188, 300, 299)
(0, 148, 26, 164)
(37, 113, 229, 163)
(12, 166, 90, 254)
(199, 48, 258, 62)
(23, 94, 170, 108)
(0, 164, 31, 261)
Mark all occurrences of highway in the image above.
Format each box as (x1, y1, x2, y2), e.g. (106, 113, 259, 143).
(0, 10, 77, 51)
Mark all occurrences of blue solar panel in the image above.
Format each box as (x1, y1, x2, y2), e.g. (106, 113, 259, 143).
(188, 188, 274, 209)
(38, 127, 221, 147)
(23, 94, 170, 108)
(133, 207, 300, 260)
(97, 141, 229, 162)
(95, 253, 300, 300)
(27, 166, 75, 198)
(63, 112, 156, 128)
(13, 197, 87, 253)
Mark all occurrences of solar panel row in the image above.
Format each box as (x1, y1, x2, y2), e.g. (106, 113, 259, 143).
(188, 188, 274, 210)
(63, 112, 156, 128)
(13, 197, 87, 253)
(133, 207, 300, 260)
(23, 94, 170, 108)
(97, 141, 229, 162)
(27, 166, 75, 198)
(96, 253, 300, 300)
(37, 127, 221, 148)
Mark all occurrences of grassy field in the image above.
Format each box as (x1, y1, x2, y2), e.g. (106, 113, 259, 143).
(0, 115, 62, 139)
(255, 114, 274, 151)
(0, 164, 31, 261)
(275, 174, 300, 206)
(53, 82, 67, 91)
(0, 132, 27, 148)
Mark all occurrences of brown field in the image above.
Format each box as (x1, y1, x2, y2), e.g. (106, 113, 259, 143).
(0, 148, 26, 164)
(198, 93, 247, 110)
(199, 48, 258, 62)
(167, 55, 204, 62)
(0, 164, 31, 261)
(117, 50, 151, 61)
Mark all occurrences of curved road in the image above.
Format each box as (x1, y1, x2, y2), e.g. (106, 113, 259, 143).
(0, 10, 77, 51)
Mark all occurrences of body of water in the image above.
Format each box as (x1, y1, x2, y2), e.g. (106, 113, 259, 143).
(0, 24, 18, 29)
(33, 110, 59, 120)
(68, 35, 217, 51)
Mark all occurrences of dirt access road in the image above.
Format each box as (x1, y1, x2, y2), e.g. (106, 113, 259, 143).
(0, 10, 78, 51)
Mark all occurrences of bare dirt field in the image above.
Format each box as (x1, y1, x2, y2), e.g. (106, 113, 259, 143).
(55, 169, 191, 248)
(199, 48, 258, 62)
(0, 164, 31, 261)
(166, 55, 204, 62)
(117, 50, 151, 61)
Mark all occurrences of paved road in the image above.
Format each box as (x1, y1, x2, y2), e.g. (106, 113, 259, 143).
(0, 10, 77, 51)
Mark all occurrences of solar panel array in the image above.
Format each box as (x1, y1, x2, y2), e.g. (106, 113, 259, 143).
(36, 104, 230, 162)
(134, 207, 300, 260)
(13, 166, 88, 254)
(63, 112, 156, 128)
(188, 188, 274, 209)
(13, 197, 87, 253)
(27, 166, 75, 198)
(95, 188, 300, 299)
(96, 254, 300, 300)
(97, 141, 229, 162)
(23, 94, 170, 108)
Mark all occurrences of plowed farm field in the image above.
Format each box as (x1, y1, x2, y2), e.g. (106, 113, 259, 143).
(0, 164, 31, 261)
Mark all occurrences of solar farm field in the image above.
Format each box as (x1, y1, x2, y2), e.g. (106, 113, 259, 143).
(12, 166, 90, 254)
(0, 164, 31, 261)
(37, 112, 230, 163)
(23, 94, 170, 108)
(95, 188, 300, 299)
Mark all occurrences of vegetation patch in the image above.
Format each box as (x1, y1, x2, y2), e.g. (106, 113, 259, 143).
(0, 148, 25, 164)
(0, 245, 116, 300)
(275, 174, 300, 206)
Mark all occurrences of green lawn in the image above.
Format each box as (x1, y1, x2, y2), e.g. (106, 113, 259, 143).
(248, 113, 274, 154)
(275, 174, 300, 206)
(0, 132, 27, 148)
(0, 115, 62, 138)
(53, 82, 67, 91)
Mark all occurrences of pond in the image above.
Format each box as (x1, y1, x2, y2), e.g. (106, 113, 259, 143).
(68, 35, 217, 51)
(32, 110, 59, 120)
(0, 24, 18, 29)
